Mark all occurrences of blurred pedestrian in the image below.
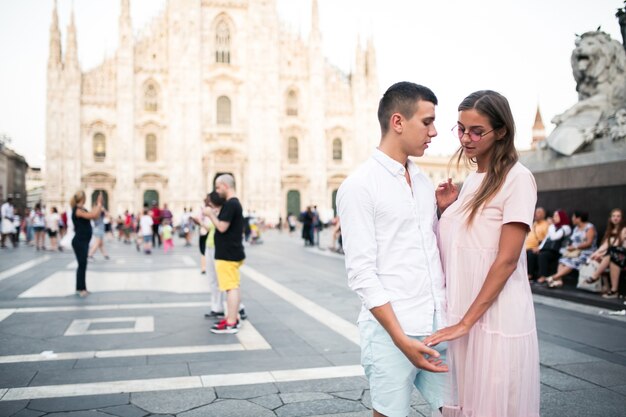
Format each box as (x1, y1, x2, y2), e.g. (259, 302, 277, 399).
(32, 203, 46, 251)
(46, 206, 61, 251)
(162, 218, 174, 254)
(88, 209, 109, 260)
(70, 190, 103, 297)
(207, 174, 246, 334)
(140, 209, 154, 254)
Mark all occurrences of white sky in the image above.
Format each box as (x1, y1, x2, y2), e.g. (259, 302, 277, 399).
(0, 0, 623, 168)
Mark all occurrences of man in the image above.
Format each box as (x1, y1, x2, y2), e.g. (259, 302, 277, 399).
(337, 82, 449, 417)
(525, 206, 549, 281)
(1, 197, 15, 248)
(206, 174, 246, 334)
(150, 201, 161, 247)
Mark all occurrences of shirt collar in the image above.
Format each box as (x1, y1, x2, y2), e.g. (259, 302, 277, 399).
(372, 149, 421, 177)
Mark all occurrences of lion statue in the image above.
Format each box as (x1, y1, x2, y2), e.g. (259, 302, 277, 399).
(547, 31, 626, 155)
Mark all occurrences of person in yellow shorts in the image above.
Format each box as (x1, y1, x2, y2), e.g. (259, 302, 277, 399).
(205, 174, 246, 334)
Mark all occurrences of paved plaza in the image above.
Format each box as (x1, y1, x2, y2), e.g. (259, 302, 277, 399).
(0, 230, 625, 417)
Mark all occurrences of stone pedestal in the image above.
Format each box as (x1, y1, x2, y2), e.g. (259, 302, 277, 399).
(520, 137, 626, 237)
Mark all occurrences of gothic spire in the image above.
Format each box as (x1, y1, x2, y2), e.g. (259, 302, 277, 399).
(48, 0, 62, 68)
(365, 35, 377, 80)
(119, 0, 132, 46)
(64, 5, 79, 69)
(532, 105, 546, 149)
(310, 0, 321, 41)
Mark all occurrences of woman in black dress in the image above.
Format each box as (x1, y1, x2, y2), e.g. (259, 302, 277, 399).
(70, 191, 103, 297)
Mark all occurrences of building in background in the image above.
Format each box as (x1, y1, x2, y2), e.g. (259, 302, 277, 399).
(0, 141, 28, 211)
(531, 106, 546, 149)
(45, 0, 380, 222)
(26, 167, 44, 209)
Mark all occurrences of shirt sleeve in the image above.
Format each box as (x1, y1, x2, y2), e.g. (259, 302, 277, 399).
(337, 179, 390, 310)
(218, 201, 235, 223)
(502, 169, 537, 229)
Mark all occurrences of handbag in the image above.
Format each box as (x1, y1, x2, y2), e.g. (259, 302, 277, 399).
(541, 237, 562, 253)
(576, 261, 602, 293)
(563, 248, 581, 258)
(60, 228, 74, 250)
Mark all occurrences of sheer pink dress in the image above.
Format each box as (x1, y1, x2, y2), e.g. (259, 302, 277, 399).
(438, 162, 540, 417)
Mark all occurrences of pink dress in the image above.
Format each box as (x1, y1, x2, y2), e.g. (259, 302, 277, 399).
(438, 162, 540, 417)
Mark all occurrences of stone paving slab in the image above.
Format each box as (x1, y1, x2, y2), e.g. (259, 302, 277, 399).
(11, 409, 45, 417)
(540, 388, 626, 417)
(98, 404, 148, 417)
(540, 366, 599, 391)
(539, 339, 604, 366)
(554, 360, 626, 387)
(177, 399, 276, 417)
(0, 400, 28, 416)
(131, 388, 216, 414)
(274, 398, 367, 417)
(28, 394, 129, 413)
(250, 393, 284, 410)
(214, 382, 279, 400)
(29, 362, 190, 386)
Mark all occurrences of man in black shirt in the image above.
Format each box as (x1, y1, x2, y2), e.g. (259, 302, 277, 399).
(206, 174, 246, 334)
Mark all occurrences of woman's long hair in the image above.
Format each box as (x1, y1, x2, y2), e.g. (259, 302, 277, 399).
(602, 208, 625, 246)
(451, 90, 518, 224)
(70, 190, 86, 209)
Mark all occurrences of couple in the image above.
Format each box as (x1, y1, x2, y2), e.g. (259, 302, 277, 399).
(337, 82, 539, 417)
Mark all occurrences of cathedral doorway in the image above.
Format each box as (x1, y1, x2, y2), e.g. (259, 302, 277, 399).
(287, 190, 301, 216)
(143, 190, 159, 207)
(331, 189, 338, 216)
(91, 190, 109, 209)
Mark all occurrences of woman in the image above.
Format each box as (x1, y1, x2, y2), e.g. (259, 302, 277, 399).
(534, 210, 572, 284)
(583, 209, 625, 289)
(88, 208, 109, 260)
(546, 210, 597, 289)
(203, 191, 226, 318)
(45, 206, 60, 251)
(70, 190, 102, 297)
(425, 91, 539, 417)
(32, 203, 46, 251)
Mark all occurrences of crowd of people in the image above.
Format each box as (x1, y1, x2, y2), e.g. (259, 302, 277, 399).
(526, 207, 625, 298)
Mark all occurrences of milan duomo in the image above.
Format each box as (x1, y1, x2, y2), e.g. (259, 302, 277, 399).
(45, 0, 380, 222)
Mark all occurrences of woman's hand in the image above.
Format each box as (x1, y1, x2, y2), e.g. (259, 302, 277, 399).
(436, 178, 459, 213)
(96, 192, 104, 207)
(423, 321, 471, 347)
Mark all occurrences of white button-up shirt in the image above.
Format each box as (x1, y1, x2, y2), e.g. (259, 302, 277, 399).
(337, 149, 446, 336)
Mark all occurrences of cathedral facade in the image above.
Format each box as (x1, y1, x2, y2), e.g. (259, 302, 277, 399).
(45, 0, 380, 222)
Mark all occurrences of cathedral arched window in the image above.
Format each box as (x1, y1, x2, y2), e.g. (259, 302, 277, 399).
(93, 133, 106, 162)
(217, 96, 231, 125)
(145, 134, 157, 162)
(286, 90, 298, 116)
(332, 138, 343, 161)
(144, 83, 158, 112)
(215, 21, 231, 64)
(288, 137, 299, 163)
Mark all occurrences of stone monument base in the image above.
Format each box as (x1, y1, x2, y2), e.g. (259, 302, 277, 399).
(520, 137, 626, 237)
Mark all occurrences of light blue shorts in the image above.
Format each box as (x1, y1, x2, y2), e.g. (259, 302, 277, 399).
(359, 319, 449, 417)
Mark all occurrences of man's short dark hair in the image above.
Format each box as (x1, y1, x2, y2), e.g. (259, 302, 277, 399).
(377, 82, 438, 136)
(209, 190, 226, 207)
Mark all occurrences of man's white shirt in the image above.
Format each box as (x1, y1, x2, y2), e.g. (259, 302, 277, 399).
(337, 149, 446, 336)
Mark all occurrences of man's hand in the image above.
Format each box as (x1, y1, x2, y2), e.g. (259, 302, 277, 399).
(396, 336, 448, 373)
(436, 178, 459, 213)
(423, 322, 470, 347)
